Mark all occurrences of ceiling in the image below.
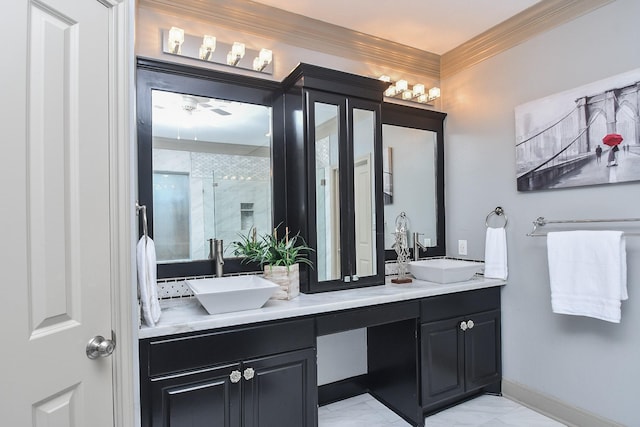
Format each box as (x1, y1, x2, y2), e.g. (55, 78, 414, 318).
(249, 0, 542, 55)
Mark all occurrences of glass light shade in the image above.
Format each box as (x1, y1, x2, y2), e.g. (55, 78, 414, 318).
(231, 42, 245, 59)
(384, 85, 397, 97)
(413, 84, 425, 96)
(429, 87, 441, 99)
(402, 90, 413, 100)
(168, 27, 185, 54)
(416, 94, 427, 103)
(202, 35, 216, 51)
(258, 48, 272, 64)
(396, 80, 408, 92)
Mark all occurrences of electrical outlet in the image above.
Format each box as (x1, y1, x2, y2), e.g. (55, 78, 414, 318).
(458, 239, 468, 256)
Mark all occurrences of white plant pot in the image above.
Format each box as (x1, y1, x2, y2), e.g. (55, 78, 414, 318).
(263, 263, 300, 300)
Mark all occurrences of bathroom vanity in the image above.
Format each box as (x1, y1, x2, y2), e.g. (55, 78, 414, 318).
(139, 278, 503, 427)
(135, 60, 493, 427)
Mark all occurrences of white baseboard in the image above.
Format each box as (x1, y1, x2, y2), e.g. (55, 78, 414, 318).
(501, 379, 623, 427)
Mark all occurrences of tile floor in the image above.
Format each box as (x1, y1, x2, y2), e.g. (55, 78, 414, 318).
(318, 393, 567, 427)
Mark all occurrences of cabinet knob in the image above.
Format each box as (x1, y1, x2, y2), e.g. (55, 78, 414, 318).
(460, 321, 468, 331)
(243, 367, 255, 380)
(230, 370, 242, 383)
(467, 320, 474, 329)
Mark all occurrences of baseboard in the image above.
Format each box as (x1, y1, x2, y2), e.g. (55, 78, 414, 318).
(318, 375, 368, 406)
(502, 379, 623, 427)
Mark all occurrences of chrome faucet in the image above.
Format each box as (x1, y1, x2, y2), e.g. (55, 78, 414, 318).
(208, 238, 225, 277)
(413, 232, 428, 261)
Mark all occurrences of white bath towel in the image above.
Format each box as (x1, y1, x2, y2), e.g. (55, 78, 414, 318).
(137, 236, 161, 327)
(547, 231, 627, 323)
(484, 227, 508, 280)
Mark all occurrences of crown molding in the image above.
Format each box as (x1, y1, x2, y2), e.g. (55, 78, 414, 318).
(138, 0, 440, 80)
(139, 0, 614, 82)
(441, 0, 615, 78)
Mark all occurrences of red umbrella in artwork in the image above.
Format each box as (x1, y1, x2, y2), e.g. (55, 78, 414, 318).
(602, 133, 624, 146)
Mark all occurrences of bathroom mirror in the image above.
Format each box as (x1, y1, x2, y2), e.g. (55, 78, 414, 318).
(381, 103, 446, 259)
(151, 90, 272, 262)
(137, 59, 282, 278)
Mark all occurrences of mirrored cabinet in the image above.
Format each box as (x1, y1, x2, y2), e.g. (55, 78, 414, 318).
(282, 64, 389, 292)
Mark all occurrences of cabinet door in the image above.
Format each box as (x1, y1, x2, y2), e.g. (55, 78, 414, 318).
(149, 363, 241, 427)
(307, 90, 383, 291)
(243, 348, 317, 427)
(420, 317, 465, 407)
(464, 309, 501, 391)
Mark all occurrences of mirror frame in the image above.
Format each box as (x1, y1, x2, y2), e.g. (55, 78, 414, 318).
(381, 102, 447, 261)
(136, 58, 284, 278)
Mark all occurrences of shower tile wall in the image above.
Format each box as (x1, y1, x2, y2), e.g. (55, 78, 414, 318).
(154, 149, 271, 260)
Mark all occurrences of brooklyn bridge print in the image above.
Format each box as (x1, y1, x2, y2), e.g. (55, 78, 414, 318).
(515, 69, 640, 191)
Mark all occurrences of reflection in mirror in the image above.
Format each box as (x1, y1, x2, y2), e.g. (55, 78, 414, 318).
(152, 89, 272, 262)
(353, 108, 377, 278)
(314, 102, 340, 282)
(382, 124, 438, 249)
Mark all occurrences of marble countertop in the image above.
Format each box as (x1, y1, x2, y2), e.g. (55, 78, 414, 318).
(139, 276, 506, 339)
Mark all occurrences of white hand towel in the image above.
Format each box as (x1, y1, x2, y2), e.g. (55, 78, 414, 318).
(137, 236, 161, 327)
(484, 227, 508, 280)
(547, 231, 627, 323)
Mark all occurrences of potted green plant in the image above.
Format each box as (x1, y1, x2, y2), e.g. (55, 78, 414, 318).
(232, 225, 313, 300)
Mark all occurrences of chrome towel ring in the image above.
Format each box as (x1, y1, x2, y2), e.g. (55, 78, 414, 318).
(486, 206, 508, 228)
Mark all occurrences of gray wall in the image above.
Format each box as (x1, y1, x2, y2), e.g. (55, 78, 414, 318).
(442, 0, 640, 424)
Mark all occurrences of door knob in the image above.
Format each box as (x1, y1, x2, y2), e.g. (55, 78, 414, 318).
(86, 335, 116, 359)
(467, 320, 475, 329)
(230, 370, 242, 383)
(243, 367, 255, 380)
(460, 321, 468, 331)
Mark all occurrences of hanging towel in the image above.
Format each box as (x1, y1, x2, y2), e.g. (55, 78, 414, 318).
(484, 227, 508, 280)
(137, 236, 161, 327)
(547, 231, 627, 323)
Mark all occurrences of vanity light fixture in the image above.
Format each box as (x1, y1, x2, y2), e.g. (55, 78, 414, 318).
(227, 42, 245, 66)
(199, 35, 216, 61)
(162, 28, 274, 74)
(253, 48, 273, 72)
(380, 76, 441, 105)
(168, 27, 185, 54)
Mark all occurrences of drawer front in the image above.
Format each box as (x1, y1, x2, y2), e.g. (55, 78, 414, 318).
(421, 287, 500, 323)
(143, 318, 315, 377)
(316, 300, 420, 336)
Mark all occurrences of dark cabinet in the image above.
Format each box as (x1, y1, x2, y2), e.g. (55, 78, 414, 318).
(140, 319, 317, 427)
(282, 64, 389, 293)
(420, 288, 501, 413)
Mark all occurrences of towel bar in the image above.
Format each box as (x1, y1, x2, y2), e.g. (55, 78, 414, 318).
(527, 216, 640, 236)
(136, 202, 148, 240)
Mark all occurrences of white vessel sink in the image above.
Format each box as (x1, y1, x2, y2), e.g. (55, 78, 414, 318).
(409, 258, 484, 283)
(185, 276, 279, 315)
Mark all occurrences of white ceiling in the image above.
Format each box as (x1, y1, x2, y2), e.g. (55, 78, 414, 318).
(251, 0, 542, 55)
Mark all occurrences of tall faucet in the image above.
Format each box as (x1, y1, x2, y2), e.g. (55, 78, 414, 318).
(413, 232, 428, 261)
(209, 238, 225, 277)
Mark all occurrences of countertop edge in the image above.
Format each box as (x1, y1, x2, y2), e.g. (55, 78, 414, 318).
(139, 277, 506, 339)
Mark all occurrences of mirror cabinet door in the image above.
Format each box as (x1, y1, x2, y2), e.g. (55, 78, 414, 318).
(314, 101, 341, 282)
(352, 108, 377, 279)
(382, 125, 438, 250)
(381, 103, 446, 260)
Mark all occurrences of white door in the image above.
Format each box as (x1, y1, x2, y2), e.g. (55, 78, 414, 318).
(354, 155, 374, 276)
(1, 0, 116, 425)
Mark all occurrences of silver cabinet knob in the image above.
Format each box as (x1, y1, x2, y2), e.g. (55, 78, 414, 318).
(230, 370, 242, 383)
(460, 321, 468, 331)
(86, 335, 116, 359)
(467, 319, 475, 329)
(243, 367, 255, 380)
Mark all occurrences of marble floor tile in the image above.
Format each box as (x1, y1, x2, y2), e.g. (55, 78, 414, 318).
(318, 393, 566, 427)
